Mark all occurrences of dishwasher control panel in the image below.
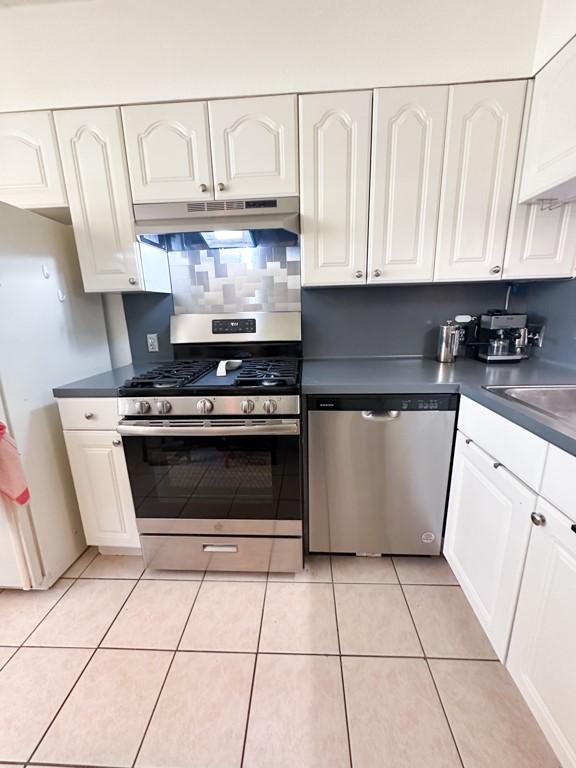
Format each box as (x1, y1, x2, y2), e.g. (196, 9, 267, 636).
(308, 394, 459, 411)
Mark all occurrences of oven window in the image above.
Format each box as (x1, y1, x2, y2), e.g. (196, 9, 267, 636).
(123, 435, 301, 521)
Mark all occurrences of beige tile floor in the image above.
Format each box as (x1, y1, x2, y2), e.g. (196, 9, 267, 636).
(0, 549, 560, 768)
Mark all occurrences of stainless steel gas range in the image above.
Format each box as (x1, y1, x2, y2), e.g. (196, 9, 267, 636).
(117, 312, 303, 574)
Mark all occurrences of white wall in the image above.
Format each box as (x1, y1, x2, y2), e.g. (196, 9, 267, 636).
(0, 0, 543, 113)
(533, 0, 576, 70)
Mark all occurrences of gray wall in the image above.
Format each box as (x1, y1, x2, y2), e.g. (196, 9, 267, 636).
(123, 293, 175, 363)
(301, 283, 511, 358)
(509, 279, 576, 367)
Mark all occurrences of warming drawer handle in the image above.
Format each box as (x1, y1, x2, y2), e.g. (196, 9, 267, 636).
(202, 544, 238, 553)
(361, 410, 401, 422)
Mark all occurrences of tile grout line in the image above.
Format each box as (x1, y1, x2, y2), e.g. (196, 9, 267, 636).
(26, 573, 142, 766)
(16, 577, 79, 650)
(239, 569, 269, 768)
(392, 558, 466, 768)
(130, 565, 206, 768)
(330, 556, 355, 768)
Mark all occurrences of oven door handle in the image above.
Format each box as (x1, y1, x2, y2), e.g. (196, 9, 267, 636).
(117, 421, 300, 437)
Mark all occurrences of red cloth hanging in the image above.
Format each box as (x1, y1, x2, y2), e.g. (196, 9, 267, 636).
(0, 422, 30, 505)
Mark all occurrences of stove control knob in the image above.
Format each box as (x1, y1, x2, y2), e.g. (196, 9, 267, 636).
(241, 399, 255, 415)
(134, 400, 151, 415)
(197, 398, 214, 415)
(156, 400, 172, 415)
(263, 399, 278, 414)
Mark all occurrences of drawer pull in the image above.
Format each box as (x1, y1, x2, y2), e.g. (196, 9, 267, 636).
(84, 412, 94, 420)
(571, 524, 576, 535)
(202, 544, 238, 554)
(493, 462, 503, 469)
(465, 438, 473, 445)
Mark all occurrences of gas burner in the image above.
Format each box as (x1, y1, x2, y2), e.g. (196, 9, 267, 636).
(235, 360, 299, 388)
(120, 360, 217, 392)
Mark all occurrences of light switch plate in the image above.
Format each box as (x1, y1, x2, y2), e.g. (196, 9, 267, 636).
(146, 333, 159, 353)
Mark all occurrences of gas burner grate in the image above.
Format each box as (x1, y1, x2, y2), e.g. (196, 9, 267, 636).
(121, 360, 217, 391)
(235, 359, 300, 387)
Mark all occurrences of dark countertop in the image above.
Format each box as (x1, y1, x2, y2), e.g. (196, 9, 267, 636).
(54, 356, 576, 457)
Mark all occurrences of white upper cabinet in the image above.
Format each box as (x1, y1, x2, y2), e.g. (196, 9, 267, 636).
(368, 86, 448, 283)
(121, 101, 213, 203)
(507, 498, 576, 768)
(0, 111, 67, 208)
(435, 81, 527, 282)
(55, 107, 162, 293)
(208, 95, 298, 199)
(299, 91, 372, 286)
(520, 36, 576, 204)
(444, 432, 536, 661)
(505, 83, 576, 279)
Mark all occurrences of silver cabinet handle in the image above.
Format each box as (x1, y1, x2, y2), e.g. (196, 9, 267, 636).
(531, 511, 546, 527)
(199, 183, 208, 192)
(84, 412, 94, 420)
(362, 410, 400, 422)
(493, 461, 503, 469)
(355, 270, 363, 278)
(490, 266, 502, 275)
(112, 438, 121, 447)
(202, 544, 238, 553)
(128, 277, 137, 285)
(117, 420, 300, 437)
(217, 182, 226, 192)
(373, 269, 382, 277)
(465, 438, 473, 445)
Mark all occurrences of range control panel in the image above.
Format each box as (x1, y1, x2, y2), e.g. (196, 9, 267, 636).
(309, 394, 458, 411)
(212, 318, 256, 335)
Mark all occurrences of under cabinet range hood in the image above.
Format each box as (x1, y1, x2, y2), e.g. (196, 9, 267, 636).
(134, 197, 300, 236)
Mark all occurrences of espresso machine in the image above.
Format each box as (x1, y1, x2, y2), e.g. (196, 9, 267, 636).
(476, 310, 543, 363)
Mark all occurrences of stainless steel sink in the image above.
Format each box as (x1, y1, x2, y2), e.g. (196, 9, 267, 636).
(484, 385, 576, 426)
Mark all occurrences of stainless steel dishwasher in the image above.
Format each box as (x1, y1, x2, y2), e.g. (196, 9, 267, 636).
(308, 394, 458, 555)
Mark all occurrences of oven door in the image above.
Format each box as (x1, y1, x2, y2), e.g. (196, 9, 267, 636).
(118, 418, 302, 538)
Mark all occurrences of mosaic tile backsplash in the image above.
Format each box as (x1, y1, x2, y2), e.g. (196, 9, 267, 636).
(169, 246, 301, 314)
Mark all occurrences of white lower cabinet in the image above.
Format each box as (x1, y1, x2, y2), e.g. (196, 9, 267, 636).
(63, 430, 139, 549)
(444, 431, 536, 661)
(507, 498, 576, 768)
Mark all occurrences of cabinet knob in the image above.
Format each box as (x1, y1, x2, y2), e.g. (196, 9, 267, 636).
(128, 277, 137, 285)
(112, 438, 121, 447)
(493, 461, 503, 469)
(465, 438, 473, 445)
(199, 183, 208, 192)
(530, 511, 546, 527)
(355, 270, 363, 279)
(489, 266, 502, 275)
(217, 182, 226, 192)
(373, 269, 382, 278)
(84, 412, 94, 420)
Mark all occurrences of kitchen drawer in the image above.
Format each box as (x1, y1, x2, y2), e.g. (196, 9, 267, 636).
(140, 535, 303, 573)
(458, 397, 547, 490)
(541, 444, 576, 523)
(57, 397, 120, 431)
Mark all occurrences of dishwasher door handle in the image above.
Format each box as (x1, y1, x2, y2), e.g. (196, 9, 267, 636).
(361, 410, 401, 422)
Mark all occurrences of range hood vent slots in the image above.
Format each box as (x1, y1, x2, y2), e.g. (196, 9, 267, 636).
(135, 197, 298, 235)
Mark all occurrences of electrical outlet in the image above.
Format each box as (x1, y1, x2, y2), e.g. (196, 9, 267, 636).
(146, 333, 159, 353)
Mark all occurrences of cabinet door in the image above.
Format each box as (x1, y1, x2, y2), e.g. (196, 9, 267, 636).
(444, 431, 536, 661)
(299, 91, 372, 286)
(64, 430, 139, 549)
(507, 499, 576, 768)
(505, 83, 576, 279)
(0, 111, 67, 208)
(435, 81, 527, 282)
(54, 107, 142, 293)
(208, 95, 298, 199)
(368, 86, 448, 283)
(520, 37, 576, 203)
(121, 102, 213, 203)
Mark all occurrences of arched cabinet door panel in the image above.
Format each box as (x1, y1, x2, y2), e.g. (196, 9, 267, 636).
(369, 86, 448, 283)
(208, 95, 298, 199)
(299, 91, 372, 286)
(0, 111, 67, 208)
(434, 81, 527, 282)
(122, 102, 213, 203)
